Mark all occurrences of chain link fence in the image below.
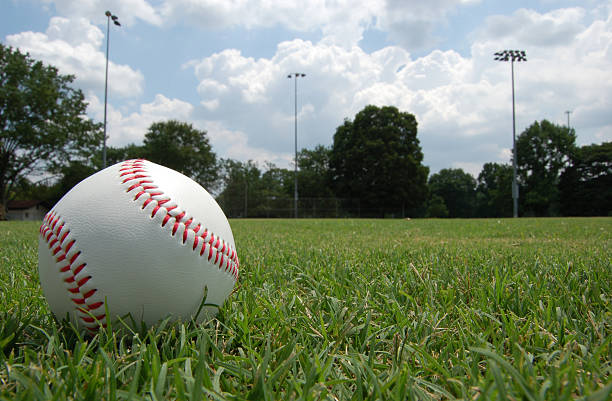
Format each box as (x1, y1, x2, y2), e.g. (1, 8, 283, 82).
(218, 196, 413, 218)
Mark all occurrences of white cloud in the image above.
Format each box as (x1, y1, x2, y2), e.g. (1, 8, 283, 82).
(88, 93, 194, 145)
(159, 0, 379, 45)
(39, 0, 163, 26)
(451, 162, 481, 178)
(376, 0, 481, 49)
(158, 0, 477, 49)
(202, 121, 290, 166)
(6, 17, 144, 98)
(473, 6, 612, 146)
(183, 5, 612, 173)
(482, 8, 586, 47)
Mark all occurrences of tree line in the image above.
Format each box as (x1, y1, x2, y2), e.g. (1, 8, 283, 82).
(214, 115, 611, 218)
(2, 44, 610, 219)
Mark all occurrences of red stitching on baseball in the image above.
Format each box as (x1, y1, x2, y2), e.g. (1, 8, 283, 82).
(87, 301, 103, 310)
(73, 264, 86, 275)
(65, 239, 75, 252)
(162, 214, 171, 227)
(119, 159, 240, 280)
(39, 212, 105, 330)
(76, 276, 91, 287)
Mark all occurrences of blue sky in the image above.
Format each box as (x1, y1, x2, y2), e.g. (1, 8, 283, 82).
(2, 0, 611, 177)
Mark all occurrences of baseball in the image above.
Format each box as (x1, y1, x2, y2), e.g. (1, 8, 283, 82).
(38, 159, 239, 331)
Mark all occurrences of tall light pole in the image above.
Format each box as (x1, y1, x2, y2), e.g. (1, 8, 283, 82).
(103, 11, 121, 169)
(495, 49, 526, 218)
(287, 73, 306, 219)
(565, 110, 572, 129)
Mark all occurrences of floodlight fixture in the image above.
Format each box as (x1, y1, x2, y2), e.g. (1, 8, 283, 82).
(495, 49, 526, 218)
(494, 50, 527, 62)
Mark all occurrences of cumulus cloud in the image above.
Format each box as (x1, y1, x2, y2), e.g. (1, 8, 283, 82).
(6, 17, 144, 98)
(376, 0, 481, 49)
(157, 0, 478, 49)
(482, 8, 586, 47)
(37, 0, 477, 49)
(201, 121, 289, 167)
(183, 5, 611, 173)
(39, 0, 162, 26)
(473, 6, 612, 145)
(158, 0, 379, 45)
(87, 93, 194, 145)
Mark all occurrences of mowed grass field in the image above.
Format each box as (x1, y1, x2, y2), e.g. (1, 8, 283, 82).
(1, 218, 610, 400)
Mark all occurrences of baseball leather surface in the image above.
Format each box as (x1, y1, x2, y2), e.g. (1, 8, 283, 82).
(38, 159, 239, 330)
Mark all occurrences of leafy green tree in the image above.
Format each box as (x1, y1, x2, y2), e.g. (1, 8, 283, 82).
(329, 105, 428, 217)
(142, 120, 218, 191)
(559, 142, 611, 216)
(426, 194, 449, 218)
(297, 145, 333, 199)
(476, 163, 513, 217)
(0, 44, 102, 218)
(261, 162, 291, 199)
(516, 120, 576, 216)
(103, 144, 147, 167)
(428, 168, 477, 218)
(217, 160, 260, 217)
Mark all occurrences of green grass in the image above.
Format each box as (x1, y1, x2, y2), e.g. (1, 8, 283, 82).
(1, 218, 610, 400)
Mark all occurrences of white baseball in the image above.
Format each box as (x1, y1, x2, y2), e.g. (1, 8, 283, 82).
(38, 159, 239, 331)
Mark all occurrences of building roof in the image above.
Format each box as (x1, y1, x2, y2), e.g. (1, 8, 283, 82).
(7, 200, 45, 210)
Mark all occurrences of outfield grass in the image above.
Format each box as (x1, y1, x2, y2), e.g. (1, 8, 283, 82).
(1, 218, 610, 400)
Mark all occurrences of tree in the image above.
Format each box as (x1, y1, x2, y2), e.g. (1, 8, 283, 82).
(426, 194, 449, 218)
(216, 159, 260, 217)
(516, 120, 576, 216)
(428, 168, 477, 218)
(216, 160, 292, 218)
(297, 145, 333, 199)
(104, 144, 147, 167)
(559, 142, 611, 216)
(142, 120, 218, 191)
(476, 163, 513, 217)
(329, 105, 428, 217)
(0, 44, 102, 218)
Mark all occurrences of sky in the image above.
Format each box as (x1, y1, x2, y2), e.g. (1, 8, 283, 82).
(2, 0, 611, 177)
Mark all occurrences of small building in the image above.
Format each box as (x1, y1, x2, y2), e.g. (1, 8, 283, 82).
(6, 200, 49, 221)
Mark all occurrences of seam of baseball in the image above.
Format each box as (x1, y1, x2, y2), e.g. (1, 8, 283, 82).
(40, 212, 106, 331)
(119, 159, 240, 281)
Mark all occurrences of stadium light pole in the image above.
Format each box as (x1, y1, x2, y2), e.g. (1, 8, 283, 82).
(102, 11, 121, 169)
(494, 49, 526, 218)
(565, 110, 572, 129)
(287, 73, 306, 219)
